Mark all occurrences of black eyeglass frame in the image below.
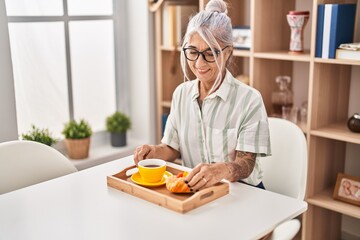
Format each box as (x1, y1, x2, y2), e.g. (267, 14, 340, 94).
(182, 45, 229, 63)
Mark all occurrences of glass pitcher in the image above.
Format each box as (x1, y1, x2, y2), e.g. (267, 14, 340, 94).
(272, 76, 293, 116)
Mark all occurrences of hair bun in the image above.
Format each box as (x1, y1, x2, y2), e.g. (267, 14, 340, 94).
(205, 0, 228, 15)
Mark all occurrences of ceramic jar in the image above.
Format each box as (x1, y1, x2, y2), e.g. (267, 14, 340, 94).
(286, 11, 310, 53)
(347, 113, 360, 133)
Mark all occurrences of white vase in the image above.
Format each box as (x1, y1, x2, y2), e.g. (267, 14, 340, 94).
(286, 11, 310, 53)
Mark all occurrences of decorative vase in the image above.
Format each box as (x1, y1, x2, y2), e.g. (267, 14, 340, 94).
(286, 11, 310, 53)
(64, 138, 90, 159)
(347, 113, 360, 133)
(271, 76, 293, 117)
(110, 132, 127, 147)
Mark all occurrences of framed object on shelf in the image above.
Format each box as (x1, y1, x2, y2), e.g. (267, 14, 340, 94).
(232, 26, 251, 50)
(333, 173, 360, 207)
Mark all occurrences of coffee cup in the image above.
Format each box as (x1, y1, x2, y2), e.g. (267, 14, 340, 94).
(138, 159, 166, 183)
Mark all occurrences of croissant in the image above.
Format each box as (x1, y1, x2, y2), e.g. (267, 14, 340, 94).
(166, 172, 191, 193)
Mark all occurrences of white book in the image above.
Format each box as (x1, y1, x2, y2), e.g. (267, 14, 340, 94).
(336, 49, 360, 61)
(162, 5, 176, 47)
(162, 5, 169, 46)
(322, 4, 332, 58)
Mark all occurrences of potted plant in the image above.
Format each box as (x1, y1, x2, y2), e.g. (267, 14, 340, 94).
(62, 119, 92, 159)
(21, 125, 58, 146)
(106, 111, 131, 147)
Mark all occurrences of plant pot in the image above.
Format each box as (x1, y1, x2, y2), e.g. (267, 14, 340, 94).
(110, 132, 126, 147)
(64, 138, 90, 159)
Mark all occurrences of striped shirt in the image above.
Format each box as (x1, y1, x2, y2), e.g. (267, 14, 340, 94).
(162, 70, 271, 185)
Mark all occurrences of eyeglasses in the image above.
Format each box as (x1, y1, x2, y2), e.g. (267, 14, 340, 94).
(182, 46, 229, 63)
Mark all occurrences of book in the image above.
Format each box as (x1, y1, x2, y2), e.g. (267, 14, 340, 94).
(328, 4, 356, 59)
(339, 42, 360, 51)
(321, 4, 356, 59)
(321, 4, 332, 58)
(175, 5, 197, 46)
(336, 49, 360, 61)
(162, 5, 177, 47)
(315, 4, 325, 57)
(161, 113, 169, 137)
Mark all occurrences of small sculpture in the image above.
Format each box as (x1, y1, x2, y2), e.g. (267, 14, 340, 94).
(348, 113, 360, 133)
(271, 76, 293, 117)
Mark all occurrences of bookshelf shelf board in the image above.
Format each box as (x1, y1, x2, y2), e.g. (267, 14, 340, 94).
(310, 122, 360, 144)
(314, 57, 360, 66)
(233, 49, 251, 57)
(161, 45, 182, 52)
(253, 50, 311, 62)
(298, 123, 307, 134)
(161, 101, 172, 108)
(307, 188, 360, 219)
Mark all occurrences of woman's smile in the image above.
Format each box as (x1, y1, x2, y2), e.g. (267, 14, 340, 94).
(196, 68, 210, 74)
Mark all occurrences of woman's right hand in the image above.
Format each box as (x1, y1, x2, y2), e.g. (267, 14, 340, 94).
(133, 144, 157, 165)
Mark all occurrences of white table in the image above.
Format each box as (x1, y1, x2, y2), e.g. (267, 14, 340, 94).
(0, 155, 307, 240)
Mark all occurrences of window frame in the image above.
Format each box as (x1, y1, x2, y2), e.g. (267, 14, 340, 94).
(6, 0, 129, 139)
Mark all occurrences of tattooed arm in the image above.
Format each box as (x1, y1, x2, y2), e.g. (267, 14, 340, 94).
(185, 151, 257, 191)
(223, 151, 256, 182)
(185, 151, 256, 191)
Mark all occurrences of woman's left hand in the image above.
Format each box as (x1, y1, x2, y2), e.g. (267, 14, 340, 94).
(184, 162, 228, 191)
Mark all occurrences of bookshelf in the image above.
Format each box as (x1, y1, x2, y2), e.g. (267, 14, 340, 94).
(150, 0, 360, 239)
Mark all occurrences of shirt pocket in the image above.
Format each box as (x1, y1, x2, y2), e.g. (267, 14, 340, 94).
(206, 126, 237, 162)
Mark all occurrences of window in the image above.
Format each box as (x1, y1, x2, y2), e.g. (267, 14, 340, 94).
(5, 0, 125, 138)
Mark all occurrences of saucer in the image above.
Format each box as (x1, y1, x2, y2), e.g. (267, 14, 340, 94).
(131, 171, 173, 187)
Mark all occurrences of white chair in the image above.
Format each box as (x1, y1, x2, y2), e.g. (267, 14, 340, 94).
(0, 140, 77, 194)
(261, 117, 308, 240)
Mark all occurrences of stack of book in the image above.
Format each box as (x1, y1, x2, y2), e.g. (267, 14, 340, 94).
(336, 43, 360, 61)
(162, 4, 197, 47)
(315, 3, 356, 59)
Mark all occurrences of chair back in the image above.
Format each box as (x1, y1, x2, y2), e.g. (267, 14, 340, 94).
(261, 118, 308, 200)
(0, 140, 77, 194)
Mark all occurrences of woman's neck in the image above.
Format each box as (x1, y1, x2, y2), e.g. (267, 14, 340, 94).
(198, 69, 227, 99)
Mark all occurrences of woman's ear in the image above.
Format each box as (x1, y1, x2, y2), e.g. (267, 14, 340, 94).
(225, 46, 233, 65)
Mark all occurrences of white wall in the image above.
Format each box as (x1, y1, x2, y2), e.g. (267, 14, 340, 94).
(0, 0, 18, 142)
(127, 0, 156, 145)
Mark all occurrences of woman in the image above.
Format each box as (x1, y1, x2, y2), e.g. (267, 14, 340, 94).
(134, 0, 271, 191)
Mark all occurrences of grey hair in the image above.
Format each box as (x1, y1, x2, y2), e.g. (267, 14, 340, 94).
(180, 0, 233, 94)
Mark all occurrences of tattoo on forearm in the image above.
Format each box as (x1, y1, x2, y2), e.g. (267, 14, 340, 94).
(225, 151, 256, 182)
(237, 151, 256, 159)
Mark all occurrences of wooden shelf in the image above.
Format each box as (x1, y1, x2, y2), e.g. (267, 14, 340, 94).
(253, 50, 311, 62)
(233, 49, 251, 57)
(311, 122, 360, 144)
(153, 0, 360, 238)
(315, 57, 360, 66)
(298, 122, 307, 134)
(161, 101, 171, 108)
(307, 188, 360, 219)
(148, 0, 198, 12)
(160, 45, 181, 51)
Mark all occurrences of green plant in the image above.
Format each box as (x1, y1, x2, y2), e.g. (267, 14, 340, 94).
(62, 119, 92, 139)
(106, 111, 131, 133)
(21, 125, 58, 146)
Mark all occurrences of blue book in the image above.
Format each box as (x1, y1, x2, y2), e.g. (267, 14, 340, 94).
(328, 4, 356, 59)
(315, 4, 325, 58)
(161, 113, 169, 137)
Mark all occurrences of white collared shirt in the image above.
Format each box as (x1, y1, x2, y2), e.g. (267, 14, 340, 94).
(162, 70, 271, 185)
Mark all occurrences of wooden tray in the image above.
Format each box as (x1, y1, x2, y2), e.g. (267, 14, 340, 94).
(107, 163, 229, 213)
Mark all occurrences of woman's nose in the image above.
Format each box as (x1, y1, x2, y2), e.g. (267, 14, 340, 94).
(195, 53, 208, 66)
